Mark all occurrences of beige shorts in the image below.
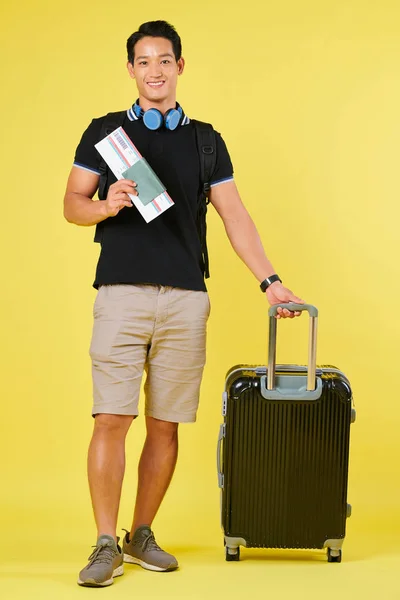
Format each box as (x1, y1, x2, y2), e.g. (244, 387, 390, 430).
(89, 284, 210, 423)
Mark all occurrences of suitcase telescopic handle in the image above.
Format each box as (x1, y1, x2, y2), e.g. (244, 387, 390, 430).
(267, 303, 319, 392)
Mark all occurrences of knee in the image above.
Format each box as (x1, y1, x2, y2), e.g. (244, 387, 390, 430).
(147, 418, 178, 444)
(93, 414, 134, 438)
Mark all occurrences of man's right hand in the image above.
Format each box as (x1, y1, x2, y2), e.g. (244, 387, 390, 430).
(103, 179, 138, 217)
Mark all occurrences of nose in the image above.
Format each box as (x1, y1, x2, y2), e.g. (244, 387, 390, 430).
(148, 61, 162, 78)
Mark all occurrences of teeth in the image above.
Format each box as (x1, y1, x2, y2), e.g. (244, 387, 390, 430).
(148, 82, 164, 87)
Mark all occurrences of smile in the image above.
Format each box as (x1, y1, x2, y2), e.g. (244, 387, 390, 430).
(147, 81, 165, 88)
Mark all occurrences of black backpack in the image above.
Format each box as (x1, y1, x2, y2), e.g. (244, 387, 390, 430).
(95, 111, 217, 279)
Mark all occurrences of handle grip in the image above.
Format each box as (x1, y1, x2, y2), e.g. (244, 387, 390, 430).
(268, 303, 318, 318)
(217, 424, 225, 489)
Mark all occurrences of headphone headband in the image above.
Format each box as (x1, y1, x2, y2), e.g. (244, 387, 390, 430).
(133, 102, 144, 119)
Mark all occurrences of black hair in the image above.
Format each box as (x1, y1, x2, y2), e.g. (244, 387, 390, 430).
(127, 21, 182, 64)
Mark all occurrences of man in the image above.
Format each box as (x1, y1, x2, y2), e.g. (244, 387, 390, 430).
(64, 20, 303, 588)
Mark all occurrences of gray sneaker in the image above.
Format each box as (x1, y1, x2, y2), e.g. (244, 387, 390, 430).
(123, 526, 178, 572)
(78, 535, 124, 587)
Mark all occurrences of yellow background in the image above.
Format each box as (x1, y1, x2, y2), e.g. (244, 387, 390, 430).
(1, 0, 399, 598)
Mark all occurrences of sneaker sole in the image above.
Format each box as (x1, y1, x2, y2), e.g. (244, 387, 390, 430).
(77, 564, 124, 587)
(123, 553, 177, 572)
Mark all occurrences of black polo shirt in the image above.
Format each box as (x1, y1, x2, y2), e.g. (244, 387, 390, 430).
(73, 106, 234, 291)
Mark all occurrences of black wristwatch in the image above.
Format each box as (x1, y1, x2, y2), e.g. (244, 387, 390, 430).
(260, 274, 282, 293)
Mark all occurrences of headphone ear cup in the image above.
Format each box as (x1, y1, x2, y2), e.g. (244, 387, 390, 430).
(143, 108, 163, 130)
(164, 108, 182, 131)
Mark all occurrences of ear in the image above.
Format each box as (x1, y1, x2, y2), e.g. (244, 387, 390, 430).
(127, 61, 135, 79)
(177, 57, 185, 76)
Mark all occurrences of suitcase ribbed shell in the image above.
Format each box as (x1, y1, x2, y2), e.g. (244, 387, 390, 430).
(222, 367, 353, 549)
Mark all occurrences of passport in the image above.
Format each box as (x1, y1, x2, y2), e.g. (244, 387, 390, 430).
(122, 160, 166, 207)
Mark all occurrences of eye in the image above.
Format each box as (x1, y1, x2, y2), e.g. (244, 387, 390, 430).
(161, 60, 170, 65)
(139, 61, 147, 66)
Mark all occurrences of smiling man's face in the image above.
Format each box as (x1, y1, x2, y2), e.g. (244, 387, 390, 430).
(127, 36, 185, 111)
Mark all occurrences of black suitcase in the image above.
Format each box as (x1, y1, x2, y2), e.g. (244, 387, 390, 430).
(217, 303, 355, 563)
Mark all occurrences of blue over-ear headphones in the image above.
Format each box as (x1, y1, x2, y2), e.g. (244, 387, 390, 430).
(133, 100, 184, 131)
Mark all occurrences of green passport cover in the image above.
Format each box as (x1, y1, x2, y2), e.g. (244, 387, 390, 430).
(122, 159, 166, 206)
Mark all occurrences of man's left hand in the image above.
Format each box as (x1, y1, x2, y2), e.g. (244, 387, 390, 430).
(265, 282, 304, 319)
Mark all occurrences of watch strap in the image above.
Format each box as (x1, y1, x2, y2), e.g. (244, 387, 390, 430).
(260, 274, 282, 293)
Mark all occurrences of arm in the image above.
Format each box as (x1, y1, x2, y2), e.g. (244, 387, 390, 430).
(63, 166, 136, 226)
(210, 180, 303, 318)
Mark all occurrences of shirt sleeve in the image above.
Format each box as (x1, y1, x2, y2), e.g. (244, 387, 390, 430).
(73, 117, 105, 175)
(209, 132, 234, 188)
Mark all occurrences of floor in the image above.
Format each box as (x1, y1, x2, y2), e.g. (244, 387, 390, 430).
(1, 530, 399, 600)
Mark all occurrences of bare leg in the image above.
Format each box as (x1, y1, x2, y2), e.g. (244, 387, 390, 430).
(130, 416, 179, 536)
(88, 414, 134, 541)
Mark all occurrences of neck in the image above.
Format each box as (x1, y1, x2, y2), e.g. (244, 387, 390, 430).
(137, 95, 177, 115)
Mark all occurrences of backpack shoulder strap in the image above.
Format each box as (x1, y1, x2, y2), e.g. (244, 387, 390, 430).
(192, 119, 217, 203)
(191, 120, 217, 279)
(94, 111, 126, 243)
(97, 110, 126, 200)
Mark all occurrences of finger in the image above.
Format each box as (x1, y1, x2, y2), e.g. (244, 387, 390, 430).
(118, 202, 133, 210)
(110, 194, 126, 205)
(120, 185, 138, 196)
(294, 311, 302, 317)
(109, 191, 136, 203)
(112, 192, 135, 203)
(113, 178, 137, 188)
(111, 199, 132, 210)
(289, 295, 305, 304)
(111, 181, 137, 194)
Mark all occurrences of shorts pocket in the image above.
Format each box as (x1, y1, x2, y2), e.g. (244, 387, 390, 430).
(89, 316, 122, 360)
(206, 293, 211, 318)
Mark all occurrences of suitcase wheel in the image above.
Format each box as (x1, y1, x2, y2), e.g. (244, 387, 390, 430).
(327, 548, 342, 563)
(226, 547, 240, 562)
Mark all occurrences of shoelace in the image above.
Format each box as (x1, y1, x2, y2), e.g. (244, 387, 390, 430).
(142, 532, 163, 553)
(88, 542, 117, 565)
(123, 528, 163, 553)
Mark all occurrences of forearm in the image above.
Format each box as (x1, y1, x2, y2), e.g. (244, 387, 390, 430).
(224, 212, 276, 282)
(64, 193, 108, 226)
